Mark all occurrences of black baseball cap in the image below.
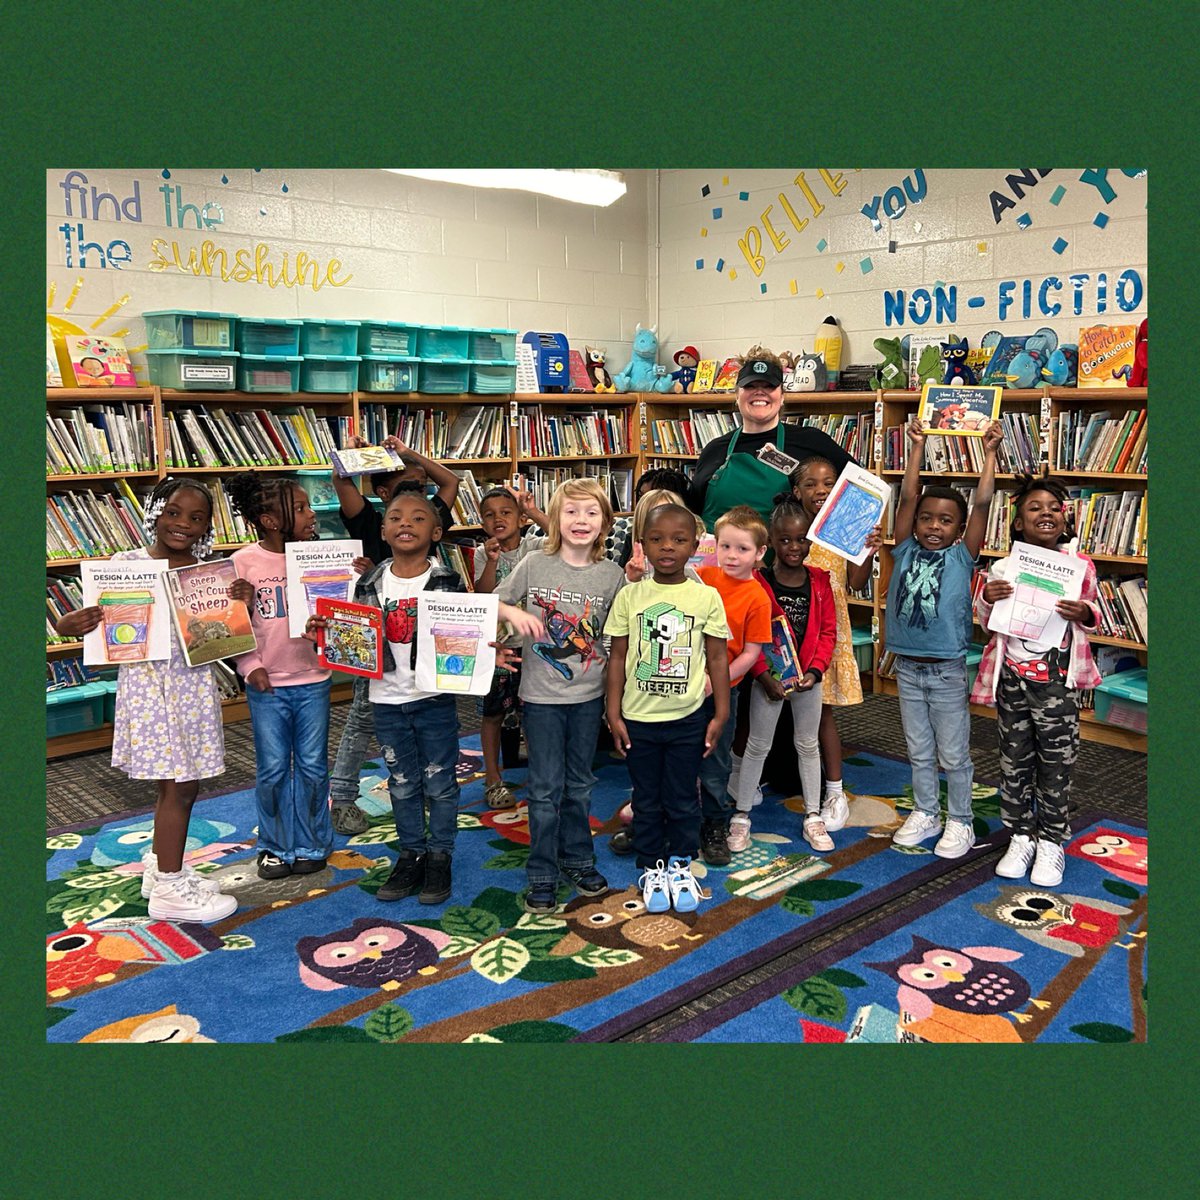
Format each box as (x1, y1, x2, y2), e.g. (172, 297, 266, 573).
(736, 358, 783, 389)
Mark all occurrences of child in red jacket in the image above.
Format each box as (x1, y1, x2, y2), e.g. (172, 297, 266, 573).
(729, 495, 837, 853)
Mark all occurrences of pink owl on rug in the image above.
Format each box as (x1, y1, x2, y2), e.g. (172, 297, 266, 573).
(1065, 828, 1147, 887)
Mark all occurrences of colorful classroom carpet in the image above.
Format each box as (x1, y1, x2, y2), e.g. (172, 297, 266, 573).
(46, 740, 1009, 1044)
(669, 814, 1148, 1044)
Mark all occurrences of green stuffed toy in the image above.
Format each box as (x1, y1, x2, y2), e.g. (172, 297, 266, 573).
(870, 337, 906, 390)
(913, 343, 943, 389)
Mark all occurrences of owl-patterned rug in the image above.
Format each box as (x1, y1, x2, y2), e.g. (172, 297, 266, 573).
(46, 740, 1009, 1043)
(670, 814, 1147, 1044)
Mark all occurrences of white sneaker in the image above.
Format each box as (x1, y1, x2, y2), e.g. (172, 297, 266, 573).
(803, 813, 834, 852)
(995, 833, 1036, 879)
(934, 819, 976, 859)
(638, 860, 671, 913)
(892, 810, 943, 847)
(727, 813, 752, 853)
(141, 851, 223, 899)
(821, 790, 850, 832)
(666, 856, 703, 912)
(1029, 839, 1066, 887)
(148, 873, 237, 923)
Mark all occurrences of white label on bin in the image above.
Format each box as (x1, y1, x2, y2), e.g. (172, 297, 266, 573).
(192, 319, 231, 348)
(181, 362, 236, 383)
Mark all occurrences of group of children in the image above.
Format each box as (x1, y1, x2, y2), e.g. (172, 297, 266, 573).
(54, 418, 1100, 925)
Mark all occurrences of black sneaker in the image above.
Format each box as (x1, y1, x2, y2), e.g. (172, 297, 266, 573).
(419, 851, 452, 905)
(523, 882, 559, 914)
(609, 829, 634, 856)
(331, 803, 370, 836)
(291, 857, 327, 875)
(257, 851, 292, 880)
(700, 820, 732, 867)
(562, 866, 609, 896)
(377, 850, 424, 902)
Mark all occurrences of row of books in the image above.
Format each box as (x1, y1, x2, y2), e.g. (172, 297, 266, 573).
(359, 404, 452, 459)
(521, 464, 634, 514)
(884, 411, 1042, 475)
(649, 419, 696, 456)
(165, 406, 349, 470)
(1074, 489, 1147, 558)
(789, 412, 875, 464)
(46, 575, 86, 644)
(1054, 407, 1147, 474)
(445, 405, 508, 458)
(46, 403, 156, 476)
(47, 484, 149, 561)
(644, 457, 697, 481)
(516, 408, 631, 458)
(1094, 575, 1148, 644)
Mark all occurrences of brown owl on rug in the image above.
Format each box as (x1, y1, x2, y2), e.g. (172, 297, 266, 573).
(297, 918, 452, 991)
(208, 859, 337, 904)
(974, 887, 1135, 958)
(550, 889, 701, 954)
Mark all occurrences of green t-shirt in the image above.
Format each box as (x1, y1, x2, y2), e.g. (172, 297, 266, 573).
(603, 576, 729, 722)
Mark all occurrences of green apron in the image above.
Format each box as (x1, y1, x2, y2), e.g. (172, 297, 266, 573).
(701, 424, 791, 532)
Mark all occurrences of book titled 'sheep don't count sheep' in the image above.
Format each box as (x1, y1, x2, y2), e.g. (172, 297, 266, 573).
(163, 558, 256, 668)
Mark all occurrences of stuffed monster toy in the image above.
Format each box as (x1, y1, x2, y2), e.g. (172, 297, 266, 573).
(612, 324, 676, 393)
(870, 337, 906, 390)
(788, 351, 828, 392)
(1042, 344, 1078, 386)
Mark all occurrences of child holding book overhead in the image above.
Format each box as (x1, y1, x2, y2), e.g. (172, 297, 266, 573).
(886, 417, 1003, 859)
(226, 472, 334, 881)
(730, 495, 837, 853)
(971, 476, 1102, 887)
(54, 478, 238, 924)
(497, 479, 626, 914)
(605, 503, 729, 914)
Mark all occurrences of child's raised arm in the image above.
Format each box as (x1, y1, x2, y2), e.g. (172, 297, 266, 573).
(964, 420, 1003, 558)
(497, 600, 544, 640)
(333, 434, 371, 519)
(892, 415, 927, 545)
(387, 435, 459, 509)
(847, 524, 883, 591)
(475, 537, 503, 594)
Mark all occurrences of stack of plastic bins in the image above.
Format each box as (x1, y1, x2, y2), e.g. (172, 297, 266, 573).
(143, 310, 237, 350)
(300, 319, 361, 357)
(359, 320, 424, 358)
(238, 355, 302, 393)
(146, 348, 240, 390)
(238, 317, 303, 357)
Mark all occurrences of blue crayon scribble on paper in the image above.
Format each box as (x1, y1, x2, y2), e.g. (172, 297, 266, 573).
(817, 482, 883, 558)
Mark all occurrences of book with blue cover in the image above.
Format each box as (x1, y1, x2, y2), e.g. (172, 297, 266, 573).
(979, 335, 1029, 387)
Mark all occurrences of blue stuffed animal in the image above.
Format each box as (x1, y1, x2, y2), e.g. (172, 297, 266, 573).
(1005, 327, 1059, 388)
(612, 324, 675, 393)
(940, 336, 977, 386)
(1042, 344, 1078, 386)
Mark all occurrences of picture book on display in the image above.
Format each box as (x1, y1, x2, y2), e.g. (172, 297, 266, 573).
(329, 445, 404, 478)
(567, 349, 594, 392)
(1078, 324, 1138, 389)
(692, 359, 719, 393)
(808, 462, 891, 565)
(712, 358, 742, 391)
(917, 383, 1002, 436)
(163, 558, 256, 668)
(978, 335, 1029, 387)
(64, 335, 136, 388)
(905, 334, 943, 390)
(316, 597, 383, 678)
(762, 613, 803, 692)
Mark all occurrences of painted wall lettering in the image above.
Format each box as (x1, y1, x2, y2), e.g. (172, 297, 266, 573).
(860, 170, 927, 230)
(738, 169, 848, 277)
(988, 169, 1053, 223)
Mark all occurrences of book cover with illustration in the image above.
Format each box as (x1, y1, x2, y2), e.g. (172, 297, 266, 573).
(762, 612, 803, 692)
(905, 334, 943, 390)
(316, 597, 383, 678)
(978, 335, 1029, 387)
(917, 383, 1003, 436)
(567, 349, 594, 392)
(329, 445, 404, 478)
(712, 358, 742, 391)
(163, 558, 256, 668)
(1078, 324, 1138, 389)
(692, 359, 719, 393)
(64, 334, 137, 388)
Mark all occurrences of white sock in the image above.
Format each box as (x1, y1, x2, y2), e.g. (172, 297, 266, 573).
(824, 779, 845, 800)
(155, 870, 183, 883)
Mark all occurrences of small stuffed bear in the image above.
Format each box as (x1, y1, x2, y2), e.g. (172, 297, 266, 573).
(670, 345, 700, 394)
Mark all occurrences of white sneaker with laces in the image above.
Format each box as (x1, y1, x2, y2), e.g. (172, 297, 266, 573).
(995, 833, 1036, 879)
(934, 818, 976, 859)
(666, 856, 704, 912)
(1029, 839, 1066, 887)
(821, 790, 850, 832)
(892, 810, 943, 847)
(141, 851, 223, 899)
(803, 813, 834, 852)
(727, 813, 752, 853)
(638, 860, 671, 913)
(147, 873, 237, 923)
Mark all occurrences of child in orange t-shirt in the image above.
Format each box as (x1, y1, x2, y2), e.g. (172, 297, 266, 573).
(695, 505, 772, 865)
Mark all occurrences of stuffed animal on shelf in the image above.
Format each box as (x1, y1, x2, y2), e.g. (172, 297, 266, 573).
(1128, 319, 1147, 387)
(912, 341, 943, 391)
(870, 337, 906, 390)
(788, 351, 828, 392)
(612, 324, 675, 393)
(1006, 327, 1058, 388)
(585, 345, 615, 393)
(1042, 344, 1078, 386)
(670, 345, 700, 394)
(940, 336, 977, 386)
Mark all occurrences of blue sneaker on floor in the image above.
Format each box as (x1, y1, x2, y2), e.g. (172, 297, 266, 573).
(523, 882, 559, 914)
(666, 856, 702, 913)
(638, 861, 670, 913)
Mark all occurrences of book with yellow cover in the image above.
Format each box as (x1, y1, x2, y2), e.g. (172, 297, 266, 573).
(692, 359, 719, 393)
(1078, 324, 1138, 389)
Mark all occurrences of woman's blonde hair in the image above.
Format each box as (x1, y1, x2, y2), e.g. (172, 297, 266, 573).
(543, 478, 613, 562)
(738, 344, 784, 369)
(632, 488, 705, 541)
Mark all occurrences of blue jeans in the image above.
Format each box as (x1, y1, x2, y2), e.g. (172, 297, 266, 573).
(330, 675, 375, 804)
(521, 697, 603, 887)
(698, 687, 739, 823)
(246, 678, 333, 862)
(625, 706, 707, 868)
(373, 695, 460, 856)
(894, 656, 974, 823)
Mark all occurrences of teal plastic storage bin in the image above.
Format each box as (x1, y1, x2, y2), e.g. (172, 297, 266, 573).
(469, 328, 518, 360)
(238, 317, 303, 357)
(416, 325, 470, 359)
(46, 681, 108, 737)
(851, 626, 874, 673)
(359, 356, 419, 393)
(300, 355, 361, 393)
(146, 348, 239, 390)
(469, 359, 518, 394)
(358, 321, 423, 356)
(143, 310, 237, 350)
(300, 319, 360, 357)
(1093, 667, 1147, 733)
(418, 359, 470, 393)
(101, 679, 118, 723)
(966, 643, 985, 691)
(238, 354, 302, 393)
(292, 469, 337, 507)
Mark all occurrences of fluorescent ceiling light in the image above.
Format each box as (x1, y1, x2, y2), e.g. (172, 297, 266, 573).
(383, 169, 627, 207)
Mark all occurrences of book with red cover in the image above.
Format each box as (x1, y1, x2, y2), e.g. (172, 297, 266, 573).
(316, 596, 384, 678)
(567, 349, 594, 392)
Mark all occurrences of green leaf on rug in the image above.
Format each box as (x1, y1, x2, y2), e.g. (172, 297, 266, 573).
(891, 844, 931, 855)
(842, 756, 872, 767)
(1103, 880, 1141, 900)
(1070, 1022, 1134, 1043)
(443, 906, 502, 941)
(484, 849, 530, 871)
(220, 934, 255, 951)
(789, 879, 862, 902)
(819, 968, 866, 988)
(276, 1026, 376, 1042)
(61, 895, 126, 926)
(365, 1003, 414, 1042)
(46, 833, 83, 850)
(485, 1020, 579, 1043)
(783, 976, 847, 1023)
(507, 928, 569, 960)
(779, 892, 815, 917)
(471, 936, 530, 982)
(518, 958, 596, 982)
(47, 1007, 74, 1028)
(440, 934, 482, 958)
(470, 887, 525, 928)
(570, 944, 641, 968)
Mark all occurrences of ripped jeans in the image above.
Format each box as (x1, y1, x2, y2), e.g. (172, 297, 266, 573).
(372, 695, 461, 856)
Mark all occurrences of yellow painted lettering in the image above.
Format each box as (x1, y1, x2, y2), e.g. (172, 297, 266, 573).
(794, 171, 825, 218)
(761, 206, 789, 253)
(819, 168, 847, 196)
(201, 241, 229, 280)
(325, 259, 352, 288)
(777, 192, 808, 234)
(293, 251, 318, 291)
(233, 248, 254, 283)
(738, 226, 766, 277)
(173, 241, 202, 275)
(148, 239, 169, 272)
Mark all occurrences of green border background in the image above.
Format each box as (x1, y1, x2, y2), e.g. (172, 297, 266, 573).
(5, 4, 1195, 1194)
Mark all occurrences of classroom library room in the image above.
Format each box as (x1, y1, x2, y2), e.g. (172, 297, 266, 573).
(44, 167, 1147, 1045)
